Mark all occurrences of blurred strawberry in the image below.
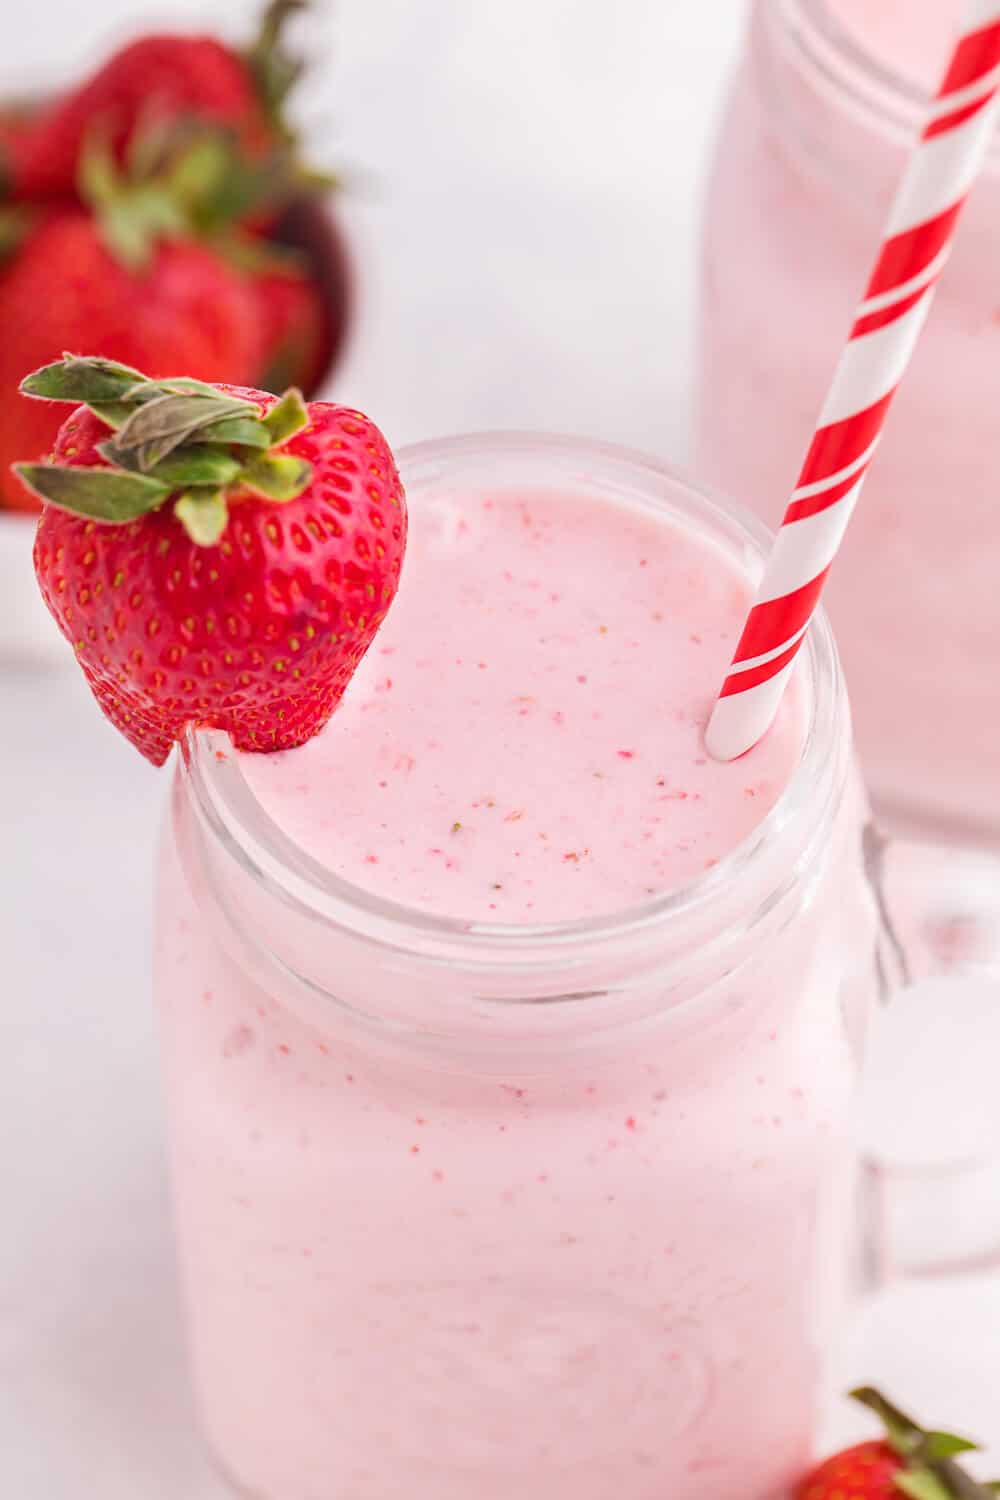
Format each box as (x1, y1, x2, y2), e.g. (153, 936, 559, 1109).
(0, 139, 264, 512)
(798, 1389, 998, 1500)
(255, 259, 331, 394)
(3, 0, 311, 203)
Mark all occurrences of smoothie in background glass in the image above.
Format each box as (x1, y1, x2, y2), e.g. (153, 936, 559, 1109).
(697, 0, 1000, 846)
(156, 434, 874, 1500)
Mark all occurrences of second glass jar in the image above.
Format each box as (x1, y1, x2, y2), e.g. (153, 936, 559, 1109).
(697, 0, 1000, 843)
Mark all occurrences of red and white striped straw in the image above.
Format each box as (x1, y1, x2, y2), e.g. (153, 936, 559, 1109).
(705, 0, 1000, 762)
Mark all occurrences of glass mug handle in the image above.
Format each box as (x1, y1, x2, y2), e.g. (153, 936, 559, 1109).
(859, 823, 1000, 1281)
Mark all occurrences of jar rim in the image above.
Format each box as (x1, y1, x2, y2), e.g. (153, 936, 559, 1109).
(770, 0, 1000, 162)
(180, 430, 848, 975)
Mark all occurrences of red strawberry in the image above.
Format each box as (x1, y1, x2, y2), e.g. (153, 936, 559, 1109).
(799, 1389, 997, 1500)
(6, 0, 306, 202)
(800, 1440, 916, 1500)
(255, 260, 332, 394)
(19, 356, 406, 764)
(0, 132, 269, 516)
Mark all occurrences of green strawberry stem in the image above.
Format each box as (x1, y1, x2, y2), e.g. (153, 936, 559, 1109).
(247, 0, 309, 141)
(79, 129, 190, 272)
(245, 0, 341, 197)
(850, 1388, 998, 1500)
(14, 354, 312, 544)
(77, 112, 325, 274)
(59, 0, 338, 279)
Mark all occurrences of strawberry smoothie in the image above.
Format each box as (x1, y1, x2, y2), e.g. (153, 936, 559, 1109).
(697, 0, 1000, 841)
(155, 435, 873, 1499)
(238, 488, 801, 920)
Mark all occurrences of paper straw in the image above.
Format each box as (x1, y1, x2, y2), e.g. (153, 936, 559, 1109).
(705, 2, 1000, 762)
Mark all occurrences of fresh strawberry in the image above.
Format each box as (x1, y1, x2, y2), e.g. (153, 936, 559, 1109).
(5, 0, 308, 203)
(255, 260, 331, 394)
(799, 1389, 998, 1500)
(800, 1440, 904, 1500)
(0, 134, 268, 512)
(19, 356, 406, 764)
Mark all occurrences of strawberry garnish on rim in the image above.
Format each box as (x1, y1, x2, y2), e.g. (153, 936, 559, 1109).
(18, 354, 406, 765)
(799, 1388, 1000, 1500)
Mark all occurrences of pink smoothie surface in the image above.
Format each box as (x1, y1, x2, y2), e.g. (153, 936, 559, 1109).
(237, 484, 804, 922)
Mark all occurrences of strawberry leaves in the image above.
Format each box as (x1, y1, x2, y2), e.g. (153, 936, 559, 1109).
(15, 355, 313, 543)
(14, 463, 169, 520)
(101, 442, 244, 488)
(20, 354, 147, 404)
(102, 391, 258, 470)
(198, 415, 274, 448)
(895, 1477, 961, 1500)
(262, 386, 309, 444)
(247, 0, 309, 140)
(77, 109, 317, 273)
(849, 1389, 998, 1500)
(79, 129, 190, 271)
(240, 451, 312, 499)
(923, 1437, 983, 1464)
(174, 488, 229, 545)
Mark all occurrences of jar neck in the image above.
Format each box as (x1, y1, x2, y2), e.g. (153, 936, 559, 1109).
(753, 0, 1000, 189)
(173, 744, 853, 1060)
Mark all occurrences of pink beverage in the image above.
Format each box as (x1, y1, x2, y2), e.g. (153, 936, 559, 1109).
(155, 435, 874, 1500)
(697, 0, 1000, 842)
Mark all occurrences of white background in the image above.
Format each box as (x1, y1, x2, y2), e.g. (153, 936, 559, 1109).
(3, 2, 1000, 1494)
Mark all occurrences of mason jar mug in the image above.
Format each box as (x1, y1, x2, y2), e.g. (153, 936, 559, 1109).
(155, 436, 875, 1500)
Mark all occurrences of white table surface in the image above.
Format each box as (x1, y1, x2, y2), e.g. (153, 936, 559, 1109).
(3, 2, 1000, 1492)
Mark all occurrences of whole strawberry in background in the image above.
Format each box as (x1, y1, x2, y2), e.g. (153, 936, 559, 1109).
(0, 0, 344, 514)
(0, 140, 267, 513)
(800, 1389, 1000, 1500)
(18, 355, 406, 764)
(1, 0, 310, 202)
